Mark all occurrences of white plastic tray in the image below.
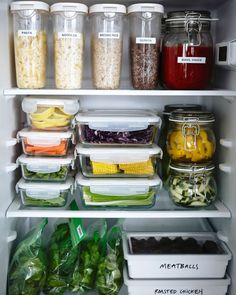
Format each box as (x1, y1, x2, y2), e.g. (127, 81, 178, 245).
(124, 266, 231, 295)
(123, 232, 232, 279)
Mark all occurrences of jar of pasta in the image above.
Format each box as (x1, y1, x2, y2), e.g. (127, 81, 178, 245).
(167, 111, 215, 163)
(168, 162, 217, 207)
(89, 4, 126, 89)
(11, 1, 49, 89)
(51, 3, 88, 89)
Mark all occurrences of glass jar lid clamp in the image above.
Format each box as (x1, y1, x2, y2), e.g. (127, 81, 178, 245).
(165, 11, 218, 46)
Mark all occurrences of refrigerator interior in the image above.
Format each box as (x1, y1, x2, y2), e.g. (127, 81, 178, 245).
(0, 0, 236, 293)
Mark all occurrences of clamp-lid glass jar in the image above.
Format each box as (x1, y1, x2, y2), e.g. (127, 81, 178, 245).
(128, 3, 164, 89)
(167, 111, 215, 163)
(90, 4, 126, 89)
(51, 3, 88, 89)
(160, 104, 202, 182)
(162, 11, 214, 90)
(11, 1, 49, 89)
(168, 162, 217, 207)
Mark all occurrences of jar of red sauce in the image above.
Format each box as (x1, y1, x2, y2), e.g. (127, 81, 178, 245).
(162, 11, 214, 90)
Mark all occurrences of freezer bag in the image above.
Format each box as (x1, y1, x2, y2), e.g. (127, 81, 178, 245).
(96, 224, 123, 295)
(8, 218, 48, 295)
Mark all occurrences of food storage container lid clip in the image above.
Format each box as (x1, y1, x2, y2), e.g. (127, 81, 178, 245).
(89, 4, 126, 14)
(127, 3, 164, 14)
(11, 1, 49, 12)
(51, 2, 88, 14)
(170, 162, 215, 173)
(22, 97, 80, 115)
(76, 144, 163, 163)
(16, 177, 74, 194)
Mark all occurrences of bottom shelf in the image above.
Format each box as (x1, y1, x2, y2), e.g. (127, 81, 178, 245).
(6, 189, 231, 218)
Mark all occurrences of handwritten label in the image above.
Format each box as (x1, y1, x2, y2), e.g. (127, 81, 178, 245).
(98, 32, 120, 39)
(177, 57, 206, 64)
(58, 32, 80, 39)
(136, 37, 156, 44)
(155, 289, 204, 294)
(159, 263, 199, 270)
(18, 30, 36, 37)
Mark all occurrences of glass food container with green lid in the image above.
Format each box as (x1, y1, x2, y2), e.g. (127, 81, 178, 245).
(168, 162, 217, 207)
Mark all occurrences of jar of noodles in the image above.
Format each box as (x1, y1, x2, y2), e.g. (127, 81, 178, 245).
(89, 4, 126, 89)
(162, 11, 215, 90)
(11, 1, 49, 89)
(167, 111, 215, 163)
(128, 3, 164, 90)
(51, 3, 88, 89)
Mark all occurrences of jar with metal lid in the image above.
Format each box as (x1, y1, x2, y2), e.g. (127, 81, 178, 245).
(167, 111, 215, 163)
(11, 1, 49, 89)
(160, 104, 202, 182)
(162, 11, 215, 90)
(128, 3, 164, 90)
(51, 2, 88, 89)
(168, 162, 217, 207)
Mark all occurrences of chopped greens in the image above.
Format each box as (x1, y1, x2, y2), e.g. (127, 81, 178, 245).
(23, 166, 69, 181)
(82, 186, 156, 207)
(169, 175, 216, 207)
(23, 192, 67, 207)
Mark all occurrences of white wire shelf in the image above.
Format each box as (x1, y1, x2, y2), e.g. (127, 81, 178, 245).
(6, 189, 231, 219)
(3, 88, 236, 97)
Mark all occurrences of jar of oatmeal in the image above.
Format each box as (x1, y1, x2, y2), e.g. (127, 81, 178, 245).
(162, 11, 215, 90)
(11, 1, 49, 89)
(89, 4, 126, 89)
(128, 3, 164, 89)
(51, 2, 88, 89)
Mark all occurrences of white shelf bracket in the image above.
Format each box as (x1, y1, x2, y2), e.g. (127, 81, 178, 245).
(219, 163, 232, 173)
(220, 138, 233, 148)
(5, 163, 18, 173)
(4, 95, 16, 101)
(7, 231, 17, 243)
(5, 138, 17, 147)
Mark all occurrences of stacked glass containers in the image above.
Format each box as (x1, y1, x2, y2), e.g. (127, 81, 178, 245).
(166, 110, 217, 207)
(16, 97, 79, 207)
(75, 110, 163, 208)
(51, 3, 88, 89)
(128, 3, 164, 89)
(90, 4, 126, 89)
(162, 11, 214, 89)
(11, 1, 49, 89)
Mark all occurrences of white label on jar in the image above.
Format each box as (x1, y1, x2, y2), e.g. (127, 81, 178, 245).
(177, 57, 206, 64)
(98, 32, 120, 39)
(18, 30, 37, 37)
(136, 37, 156, 44)
(58, 32, 80, 39)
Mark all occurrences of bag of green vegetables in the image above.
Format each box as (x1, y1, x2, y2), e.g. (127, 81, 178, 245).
(8, 218, 48, 295)
(44, 222, 80, 295)
(70, 219, 107, 293)
(96, 225, 123, 295)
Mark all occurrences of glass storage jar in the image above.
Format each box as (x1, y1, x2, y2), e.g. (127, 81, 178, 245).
(162, 11, 214, 90)
(168, 162, 217, 207)
(167, 111, 215, 163)
(128, 3, 164, 89)
(51, 3, 88, 89)
(89, 4, 126, 89)
(11, 1, 49, 89)
(160, 104, 202, 183)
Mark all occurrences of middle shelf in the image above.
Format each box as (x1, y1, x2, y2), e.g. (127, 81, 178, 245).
(6, 189, 231, 219)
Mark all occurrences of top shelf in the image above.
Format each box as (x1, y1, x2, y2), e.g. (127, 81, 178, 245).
(3, 88, 236, 97)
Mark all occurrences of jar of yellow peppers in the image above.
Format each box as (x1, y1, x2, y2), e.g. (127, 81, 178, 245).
(167, 111, 215, 163)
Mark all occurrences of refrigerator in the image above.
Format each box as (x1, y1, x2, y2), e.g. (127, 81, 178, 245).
(0, 0, 236, 294)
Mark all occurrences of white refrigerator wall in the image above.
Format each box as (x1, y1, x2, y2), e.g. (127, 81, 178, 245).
(1, 0, 236, 294)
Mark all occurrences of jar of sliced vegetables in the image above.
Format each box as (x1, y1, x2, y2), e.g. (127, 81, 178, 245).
(168, 162, 217, 207)
(167, 111, 215, 163)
